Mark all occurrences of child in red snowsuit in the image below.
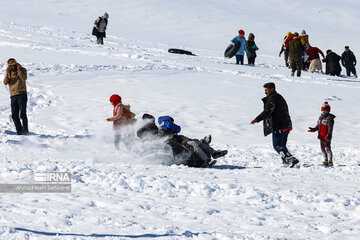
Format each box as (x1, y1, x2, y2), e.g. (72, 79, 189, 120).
(308, 102, 335, 166)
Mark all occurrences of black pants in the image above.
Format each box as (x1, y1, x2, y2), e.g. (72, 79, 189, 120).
(235, 55, 244, 65)
(284, 50, 289, 67)
(96, 36, 104, 45)
(248, 57, 255, 65)
(11, 94, 28, 134)
(345, 65, 356, 76)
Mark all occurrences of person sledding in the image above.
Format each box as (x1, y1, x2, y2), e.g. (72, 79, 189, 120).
(308, 102, 336, 166)
(106, 94, 136, 149)
(136, 114, 227, 167)
(157, 115, 227, 167)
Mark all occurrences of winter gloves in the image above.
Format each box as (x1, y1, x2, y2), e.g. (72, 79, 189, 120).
(308, 127, 317, 132)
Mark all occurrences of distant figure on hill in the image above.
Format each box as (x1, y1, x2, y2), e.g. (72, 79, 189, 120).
(308, 102, 335, 166)
(231, 29, 248, 65)
(322, 50, 342, 76)
(341, 46, 357, 78)
(288, 32, 304, 77)
(305, 45, 325, 74)
(92, 12, 109, 45)
(106, 94, 136, 149)
(251, 82, 299, 168)
(279, 32, 293, 68)
(3, 58, 29, 135)
(246, 33, 259, 65)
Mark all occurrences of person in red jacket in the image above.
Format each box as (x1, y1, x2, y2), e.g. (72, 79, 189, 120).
(106, 94, 136, 148)
(305, 45, 325, 74)
(308, 102, 335, 166)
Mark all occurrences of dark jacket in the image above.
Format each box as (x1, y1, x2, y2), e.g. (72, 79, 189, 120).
(341, 50, 356, 67)
(322, 52, 342, 75)
(246, 33, 258, 59)
(288, 36, 303, 59)
(136, 120, 159, 139)
(255, 91, 292, 136)
(92, 17, 108, 38)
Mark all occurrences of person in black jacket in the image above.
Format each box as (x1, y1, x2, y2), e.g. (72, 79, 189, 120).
(246, 33, 259, 65)
(341, 46, 357, 78)
(322, 49, 342, 76)
(251, 82, 299, 167)
(92, 12, 109, 45)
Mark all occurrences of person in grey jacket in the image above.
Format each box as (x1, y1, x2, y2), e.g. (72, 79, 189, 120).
(92, 12, 109, 45)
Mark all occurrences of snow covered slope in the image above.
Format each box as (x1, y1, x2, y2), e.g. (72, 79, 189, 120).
(1, 1, 360, 239)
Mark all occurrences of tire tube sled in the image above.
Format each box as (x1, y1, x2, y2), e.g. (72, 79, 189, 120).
(224, 40, 241, 58)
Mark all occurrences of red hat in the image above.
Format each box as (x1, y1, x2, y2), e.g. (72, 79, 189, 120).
(321, 101, 330, 112)
(110, 94, 122, 106)
(238, 29, 245, 35)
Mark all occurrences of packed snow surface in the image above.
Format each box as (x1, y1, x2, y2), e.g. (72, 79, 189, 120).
(1, 0, 360, 239)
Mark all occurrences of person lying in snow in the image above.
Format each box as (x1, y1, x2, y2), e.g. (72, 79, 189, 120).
(136, 114, 227, 167)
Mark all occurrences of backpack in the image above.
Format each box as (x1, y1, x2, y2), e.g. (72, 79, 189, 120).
(158, 116, 181, 135)
(121, 104, 136, 122)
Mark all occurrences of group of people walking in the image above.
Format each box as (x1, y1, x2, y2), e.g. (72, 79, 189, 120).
(279, 30, 357, 78)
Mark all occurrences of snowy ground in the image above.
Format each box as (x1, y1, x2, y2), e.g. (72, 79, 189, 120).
(1, 1, 360, 239)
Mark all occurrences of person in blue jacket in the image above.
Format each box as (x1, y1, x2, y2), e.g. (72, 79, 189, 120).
(231, 29, 248, 65)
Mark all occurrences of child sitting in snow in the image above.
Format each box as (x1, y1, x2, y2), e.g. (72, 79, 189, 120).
(308, 102, 336, 166)
(106, 94, 136, 148)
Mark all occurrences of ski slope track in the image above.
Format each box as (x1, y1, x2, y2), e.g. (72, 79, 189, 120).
(1, 1, 360, 239)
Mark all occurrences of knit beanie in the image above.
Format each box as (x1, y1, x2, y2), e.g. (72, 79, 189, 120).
(238, 29, 245, 35)
(110, 94, 121, 105)
(321, 101, 330, 112)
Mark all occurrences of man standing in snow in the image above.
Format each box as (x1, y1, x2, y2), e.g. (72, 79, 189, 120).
(92, 12, 109, 45)
(3, 58, 29, 135)
(231, 29, 248, 65)
(322, 50, 342, 76)
(288, 32, 303, 77)
(341, 46, 357, 78)
(250, 82, 299, 167)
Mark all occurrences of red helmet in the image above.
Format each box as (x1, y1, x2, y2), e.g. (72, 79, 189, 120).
(238, 29, 245, 35)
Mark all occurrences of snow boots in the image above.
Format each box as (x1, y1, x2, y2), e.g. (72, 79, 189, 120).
(280, 151, 299, 168)
(212, 150, 228, 159)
